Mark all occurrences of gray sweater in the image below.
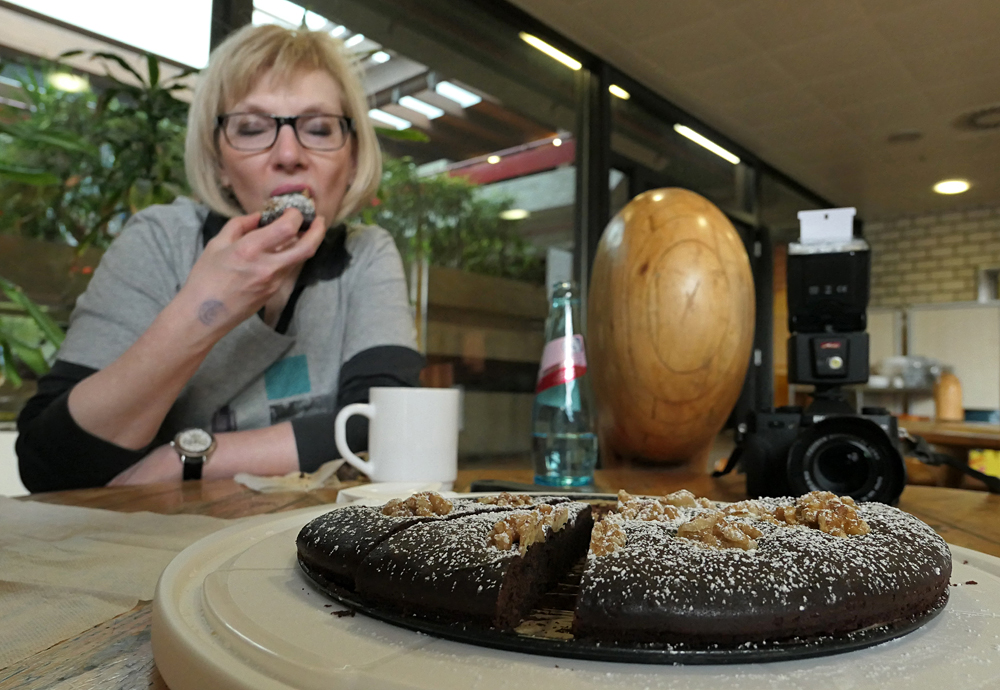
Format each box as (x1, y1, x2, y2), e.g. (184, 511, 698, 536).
(17, 197, 422, 491)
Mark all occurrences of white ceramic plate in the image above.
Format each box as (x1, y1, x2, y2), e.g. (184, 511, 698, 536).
(152, 502, 1000, 690)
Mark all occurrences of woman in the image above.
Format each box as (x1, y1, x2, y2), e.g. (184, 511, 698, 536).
(16, 25, 422, 492)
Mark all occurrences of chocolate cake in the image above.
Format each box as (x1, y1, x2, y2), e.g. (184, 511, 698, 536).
(296, 492, 572, 591)
(259, 190, 316, 231)
(356, 502, 593, 628)
(573, 491, 952, 644)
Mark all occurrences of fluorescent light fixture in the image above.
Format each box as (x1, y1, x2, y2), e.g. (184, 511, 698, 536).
(500, 209, 530, 220)
(609, 84, 630, 100)
(519, 32, 581, 71)
(933, 179, 970, 195)
(399, 95, 444, 120)
(487, 155, 501, 164)
(434, 81, 481, 108)
(48, 72, 88, 92)
(371, 51, 391, 64)
(252, 9, 285, 26)
(673, 124, 740, 165)
(304, 10, 328, 30)
(552, 137, 562, 147)
(344, 33, 365, 48)
(329, 25, 346, 37)
(253, 0, 304, 26)
(368, 109, 411, 130)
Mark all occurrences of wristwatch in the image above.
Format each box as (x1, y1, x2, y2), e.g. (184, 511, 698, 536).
(171, 428, 217, 480)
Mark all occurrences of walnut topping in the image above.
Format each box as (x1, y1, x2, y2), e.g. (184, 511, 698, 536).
(722, 500, 778, 524)
(676, 511, 763, 550)
(775, 491, 870, 537)
(617, 490, 680, 521)
(589, 514, 627, 557)
(660, 489, 714, 509)
(381, 492, 453, 517)
(477, 492, 534, 507)
(488, 504, 571, 555)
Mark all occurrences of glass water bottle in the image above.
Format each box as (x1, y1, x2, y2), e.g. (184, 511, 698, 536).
(532, 281, 598, 486)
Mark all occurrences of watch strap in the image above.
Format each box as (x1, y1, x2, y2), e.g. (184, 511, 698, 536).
(182, 457, 204, 481)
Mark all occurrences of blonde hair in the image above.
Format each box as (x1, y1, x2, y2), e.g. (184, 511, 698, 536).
(185, 24, 381, 223)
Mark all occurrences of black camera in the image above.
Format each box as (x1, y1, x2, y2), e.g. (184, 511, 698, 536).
(729, 208, 909, 505)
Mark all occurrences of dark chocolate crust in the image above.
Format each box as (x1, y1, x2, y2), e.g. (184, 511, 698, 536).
(259, 193, 316, 230)
(355, 503, 593, 628)
(572, 501, 952, 644)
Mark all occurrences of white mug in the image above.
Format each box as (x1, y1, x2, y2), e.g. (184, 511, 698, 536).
(334, 387, 460, 485)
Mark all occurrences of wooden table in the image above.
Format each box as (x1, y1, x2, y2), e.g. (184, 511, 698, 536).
(899, 419, 1000, 488)
(3, 469, 1000, 689)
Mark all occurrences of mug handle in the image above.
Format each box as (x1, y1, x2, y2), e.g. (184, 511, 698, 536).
(335, 403, 376, 476)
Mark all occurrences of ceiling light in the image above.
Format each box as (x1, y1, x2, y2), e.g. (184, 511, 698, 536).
(304, 10, 328, 30)
(500, 209, 530, 220)
(48, 72, 88, 92)
(552, 137, 562, 147)
(673, 124, 740, 165)
(371, 51, 391, 64)
(609, 84, 630, 100)
(434, 81, 481, 108)
(328, 25, 346, 37)
(368, 109, 411, 130)
(399, 95, 444, 119)
(487, 155, 501, 164)
(933, 179, 970, 195)
(519, 32, 581, 71)
(344, 33, 365, 48)
(253, 0, 304, 26)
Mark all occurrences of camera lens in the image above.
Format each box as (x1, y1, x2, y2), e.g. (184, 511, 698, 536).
(810, 435, 876, 496)
(786, 417, 906, 504)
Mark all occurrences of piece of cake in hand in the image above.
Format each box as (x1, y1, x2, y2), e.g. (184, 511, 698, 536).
(259, 190, 316, 231)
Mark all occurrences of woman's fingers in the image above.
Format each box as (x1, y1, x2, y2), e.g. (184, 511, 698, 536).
(241, 209, 304, 255)
(215, 212, 262, 243)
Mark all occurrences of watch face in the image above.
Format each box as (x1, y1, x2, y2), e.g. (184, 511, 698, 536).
(178, 429, 213, 454)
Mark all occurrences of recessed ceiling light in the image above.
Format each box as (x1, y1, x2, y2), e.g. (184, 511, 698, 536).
(370, 51, 391, 64)
(434, 81, 482, 108)
(552, 137, 562, 147)
(344, 33, 365, 48)
(608, 84, 630, 100)
(48, 72, 88, 92)
(933, 179, 970, 195)
(519, 32, 581, 71)
(500, 209, 530, 220)
(368, 109, 411, 130)
(328, 25, 346, 37)
(398, 95, 444, 119)
(673, 124, 740, 165)
(487, 155, 501, 164)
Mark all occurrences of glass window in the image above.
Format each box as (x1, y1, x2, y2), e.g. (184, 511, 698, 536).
(610, 93, 753, 218)
(271, 0, 584, 464)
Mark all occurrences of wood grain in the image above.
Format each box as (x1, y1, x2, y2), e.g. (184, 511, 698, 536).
(6, 470, 999, 689)
(589, 189, 756, 467)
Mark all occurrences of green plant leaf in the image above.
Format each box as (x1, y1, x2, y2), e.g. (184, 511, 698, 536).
(0, 122, 98, 155)
(0, 277, 65, 347)
(146, 54, 160, 88)
(0, 343, 24, 388)
(8, 341, 48, 375)
(0, 163, 60, 185)
(91, 51, 146, 85)
(374, 126, 430, 143)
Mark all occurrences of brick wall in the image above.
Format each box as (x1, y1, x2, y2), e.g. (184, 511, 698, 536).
(865, 207, 1000, 307)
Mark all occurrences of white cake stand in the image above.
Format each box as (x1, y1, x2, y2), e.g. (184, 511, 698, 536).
(152, 504, 1000, 690)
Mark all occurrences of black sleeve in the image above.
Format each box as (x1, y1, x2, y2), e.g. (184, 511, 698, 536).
(291, 345, 426, 473)
(16, 360, 150, 493)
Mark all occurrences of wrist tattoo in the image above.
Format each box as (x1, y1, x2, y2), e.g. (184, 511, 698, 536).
(198, 299, 226, 326)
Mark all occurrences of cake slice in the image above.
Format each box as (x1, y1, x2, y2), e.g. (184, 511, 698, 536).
(355, 501, 593, 628)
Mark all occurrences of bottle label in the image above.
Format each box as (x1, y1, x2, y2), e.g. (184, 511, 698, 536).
(536, 334, 588, 393)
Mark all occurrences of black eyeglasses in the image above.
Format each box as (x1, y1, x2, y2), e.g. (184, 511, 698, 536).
(216, 113, 355, 152)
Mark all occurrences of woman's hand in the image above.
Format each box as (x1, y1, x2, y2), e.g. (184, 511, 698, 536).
(178, 209, 327, 338)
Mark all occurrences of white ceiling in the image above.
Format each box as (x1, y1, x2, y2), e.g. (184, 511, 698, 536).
(509, 0, 1000, 219)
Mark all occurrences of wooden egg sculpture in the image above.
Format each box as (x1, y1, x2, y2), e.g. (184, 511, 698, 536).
(588, 188, 755, 467)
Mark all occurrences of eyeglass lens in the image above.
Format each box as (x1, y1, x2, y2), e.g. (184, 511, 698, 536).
(223, 114, 349, 151)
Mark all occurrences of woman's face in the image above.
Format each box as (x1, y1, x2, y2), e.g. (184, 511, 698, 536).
(218, 69, 355, 225)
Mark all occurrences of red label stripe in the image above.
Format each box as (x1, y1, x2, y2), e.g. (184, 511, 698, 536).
(536, 365, 588, 393)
